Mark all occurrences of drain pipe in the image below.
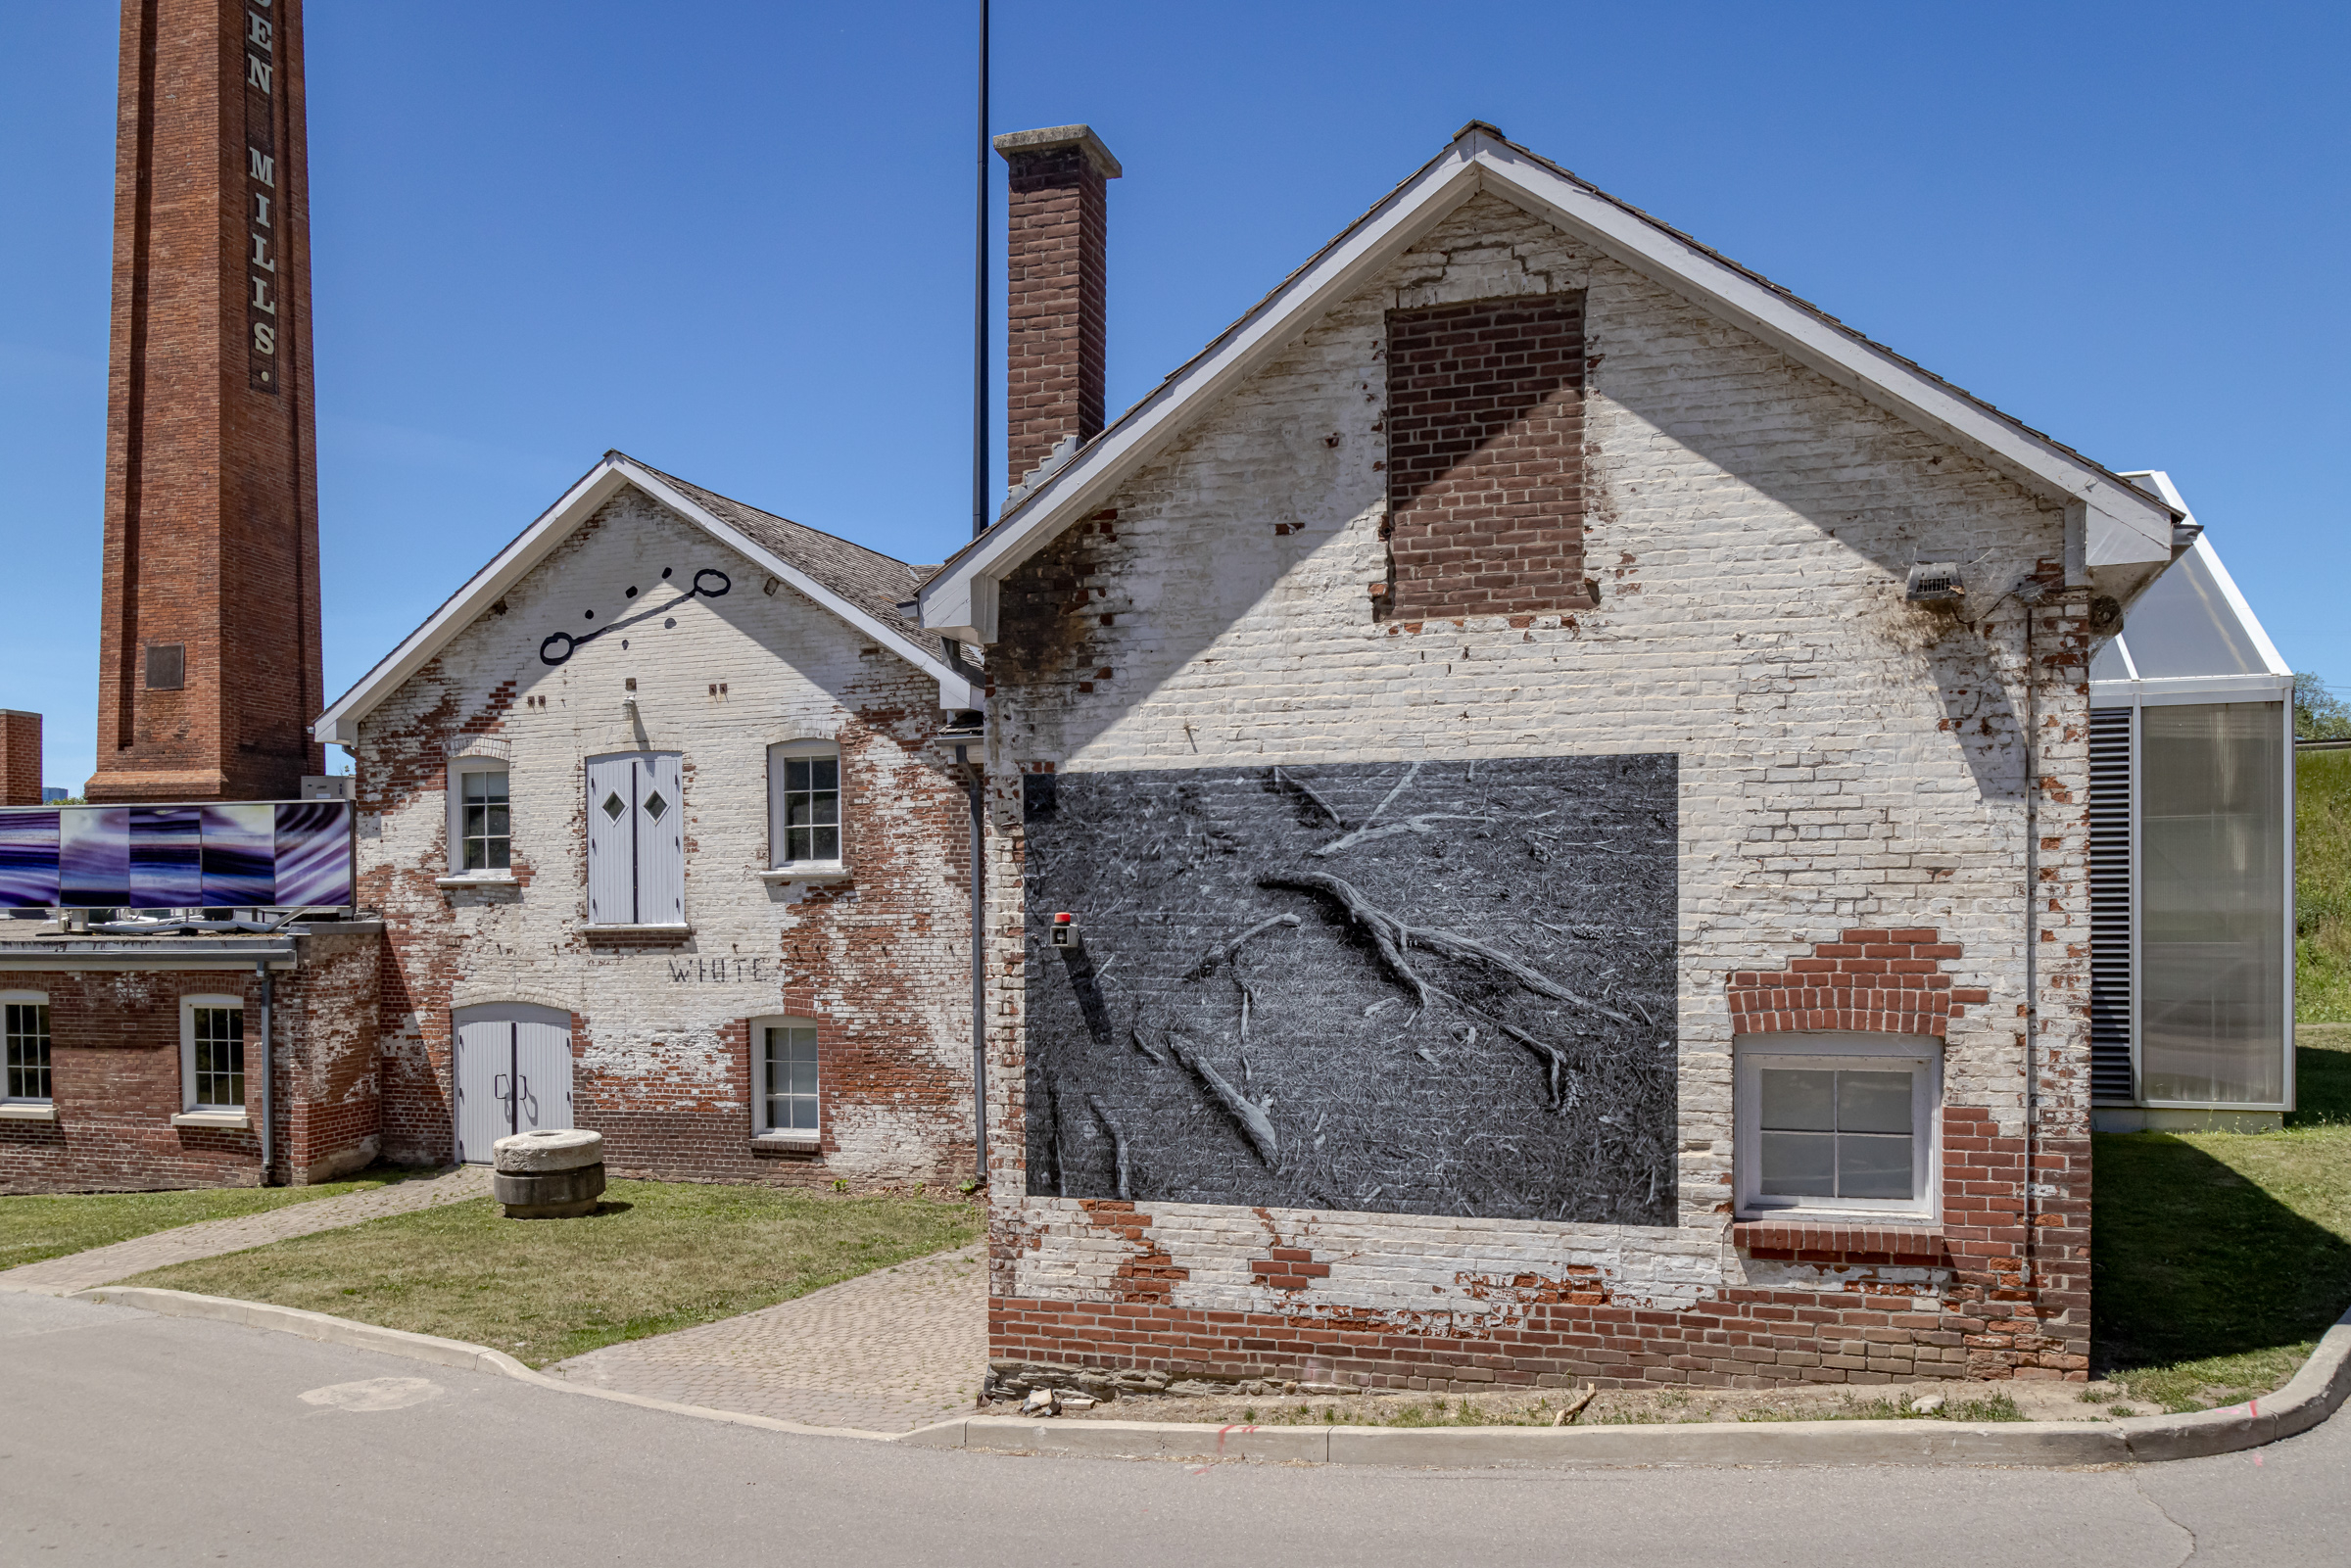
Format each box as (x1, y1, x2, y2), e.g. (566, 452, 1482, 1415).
(957, 740, 988, 1188)
(255, 958, 275, 1187)
(2016, 579, 2043, 1288)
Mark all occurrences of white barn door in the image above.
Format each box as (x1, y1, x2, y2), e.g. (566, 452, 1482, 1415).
(452, 1002, 575, 1163)
(585, 751, 683, 926)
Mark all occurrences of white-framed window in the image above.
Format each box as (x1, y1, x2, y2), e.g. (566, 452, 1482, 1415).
(180, 995, 247, 1114)
(751, 1017, 821, 1142)
(767, 742, 843, 872)
(445, 753, 513, 878)
(1734, 1032, 1939, 1220)
(3, 993, 51, 1104)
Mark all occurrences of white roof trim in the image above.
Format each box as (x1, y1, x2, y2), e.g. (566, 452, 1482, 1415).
(921, 125, 2177, 643)
(314, 456, 965, 745)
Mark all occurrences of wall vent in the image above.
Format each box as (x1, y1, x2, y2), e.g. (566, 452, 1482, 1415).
(2088, 705, 2135, 1103)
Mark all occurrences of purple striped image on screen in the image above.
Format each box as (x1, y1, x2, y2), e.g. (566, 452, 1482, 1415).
(60, 807, 130, 908)
(201, 804, 275, 906)
(129, 806, 204, 909)
(0, 810, 61, 907)
(273, 802, 353, 908)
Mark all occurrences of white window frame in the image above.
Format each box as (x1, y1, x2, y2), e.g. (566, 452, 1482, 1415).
(749, 1015, 822, 1148)
(176, 994, 251, 1128)
(763, 741, 849, 881)
(439, 752, 515, 886)
(1734, 1031, 1941, 1222)
(0, 991, 54, 1120)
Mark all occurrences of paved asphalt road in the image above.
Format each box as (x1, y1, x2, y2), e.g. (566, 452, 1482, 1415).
(4, 1292, 2344, 1566)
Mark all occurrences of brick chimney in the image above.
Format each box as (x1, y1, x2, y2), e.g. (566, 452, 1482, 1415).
(0, 711, 39, 806)
(993, 125, 1120, 492)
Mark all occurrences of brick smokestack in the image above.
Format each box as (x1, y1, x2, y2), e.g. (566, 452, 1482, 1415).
(992, 125, 1120, 492)
(0, 712, 40, 806)
(89, 0, 325, 802)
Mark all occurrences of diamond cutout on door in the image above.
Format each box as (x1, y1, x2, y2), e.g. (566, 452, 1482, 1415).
(601, 791, 627, 822)
(642, 789, 669, 822)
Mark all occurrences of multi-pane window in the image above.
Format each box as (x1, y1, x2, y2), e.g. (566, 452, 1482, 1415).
(460, 768, 511, 871)
(1758, 1069, 1914, 1201)
(763, 1023, 820, 1133)
(1736, 1035, 1935, 1217)
(190, 1006, 245, 1111)
(4, 1002, 51, 1102)
(773, 752, 840, 866)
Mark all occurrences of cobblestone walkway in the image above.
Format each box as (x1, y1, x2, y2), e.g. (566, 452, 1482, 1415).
(0, 1165, 494, 1296)
(548, 1241, 986, 1434)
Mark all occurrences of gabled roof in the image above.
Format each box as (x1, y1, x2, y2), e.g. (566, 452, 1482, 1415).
(920, 121, 2180, 642)
(314, 452, 975, 745)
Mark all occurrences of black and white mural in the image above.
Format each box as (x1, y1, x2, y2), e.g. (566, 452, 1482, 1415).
(1023, 755, 1678, 1225)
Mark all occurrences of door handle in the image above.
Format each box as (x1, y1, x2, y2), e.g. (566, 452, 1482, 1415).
(493, 1073, 510, 1101)
(516, 1075, 533, 1121)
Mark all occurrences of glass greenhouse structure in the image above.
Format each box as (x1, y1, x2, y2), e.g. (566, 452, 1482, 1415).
(2088, 472, 2296, 1129)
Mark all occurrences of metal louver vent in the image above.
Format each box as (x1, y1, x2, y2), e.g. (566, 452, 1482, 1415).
(2088, 706, 2135, 1104)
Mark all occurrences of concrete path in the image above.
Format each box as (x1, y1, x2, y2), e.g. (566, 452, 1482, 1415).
(546, 1240, 987, 1433)
(11, 1288, 2351, 1567)
(0, 1164, 493, 1295)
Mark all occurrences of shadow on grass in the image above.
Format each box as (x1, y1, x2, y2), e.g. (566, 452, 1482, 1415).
(2094, 1041, 2351, 1379)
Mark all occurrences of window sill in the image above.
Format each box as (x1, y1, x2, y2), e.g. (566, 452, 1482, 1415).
(0, 1102, 57, 1122)
(1731, 1218, 1943, 1259)
(749, 1131, 822, 1152)
(758, 865, 851, 885)
(171, 1110, 251, 1130)
(435, 873, 518, 889)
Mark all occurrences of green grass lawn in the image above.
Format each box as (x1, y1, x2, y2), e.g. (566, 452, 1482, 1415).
(2093, 1026, 2351, 1411)
(125, 1180, 983, 1368)
(2298, 749, 2351, 1022)
(0, 1171, 414, 1271)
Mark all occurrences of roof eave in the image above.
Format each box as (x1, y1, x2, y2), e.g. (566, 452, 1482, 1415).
(315, 459, 971, 746)
(920, 126, 2178, 642)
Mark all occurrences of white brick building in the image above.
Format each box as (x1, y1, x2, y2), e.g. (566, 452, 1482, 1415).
(923, 123, 2186, 1387)
(315, 456, 987, 1187)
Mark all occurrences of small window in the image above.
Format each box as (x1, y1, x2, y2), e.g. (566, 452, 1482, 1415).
(460, 768, 511, 870)
(758, 1021, 820, 1135)
(183, 1000, 246, 1113)
(768, 744, 842, 869)
(4, 999, 51, 1103)
(1735, 1033, 1938, 1219)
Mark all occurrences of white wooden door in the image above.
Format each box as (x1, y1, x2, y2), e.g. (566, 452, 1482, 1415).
(452, 1003, 574, 1163)
(586, 754, 636, 926)
(512, 1017, 574, 1134)
(637, 752, 685, 925)
(585, 751, 682, 926)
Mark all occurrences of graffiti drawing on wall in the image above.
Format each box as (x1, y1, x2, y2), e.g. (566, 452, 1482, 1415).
(1023, 754, 1678, 1225)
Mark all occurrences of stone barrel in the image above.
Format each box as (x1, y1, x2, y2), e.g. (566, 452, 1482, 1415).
(492, 1128, 606, 1218)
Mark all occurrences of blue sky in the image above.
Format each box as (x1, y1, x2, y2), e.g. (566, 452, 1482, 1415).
(3, 1, 2344, 791)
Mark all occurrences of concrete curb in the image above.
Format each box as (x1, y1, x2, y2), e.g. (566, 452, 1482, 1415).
(68, 1287, 2351, 1469)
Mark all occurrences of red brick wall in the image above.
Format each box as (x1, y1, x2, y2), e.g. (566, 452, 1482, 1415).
(1002, 139, 1110, 487)
(90, 0, 323, 803)
(1727, 927, 1991, 1038)
(0, 711, 39, 806)
(1381, 296, 1590, 621)
(0, 937, 383, 1194)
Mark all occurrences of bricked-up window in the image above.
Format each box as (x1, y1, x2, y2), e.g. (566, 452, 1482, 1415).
(460, 768, 510, 871)
(1733, 1033, 1939, 1219)
(3, 998, 50, 1103)
(768, 743, 843, 870)
(145, 643, 185, 690)
(754, 1019, 820, 1139)
(182, 999, 246, 1113)
(1382, 295, 1588, 621)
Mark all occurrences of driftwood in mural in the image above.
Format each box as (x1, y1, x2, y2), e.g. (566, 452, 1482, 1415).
(1023, 754, 1677, 1224)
